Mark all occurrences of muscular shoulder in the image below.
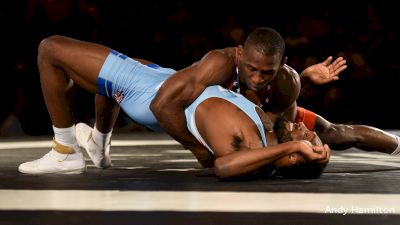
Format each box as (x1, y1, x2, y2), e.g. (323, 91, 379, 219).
(197, 48, 236, 71)
(200, 48, 235, 68)
(268, 64, 301, 112)
(278, 64, 300, 85)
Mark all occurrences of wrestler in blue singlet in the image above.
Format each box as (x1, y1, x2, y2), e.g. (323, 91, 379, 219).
(97, 50, 267, 154)
(184, 85, 267, 155)
(97, 50, 176, 131)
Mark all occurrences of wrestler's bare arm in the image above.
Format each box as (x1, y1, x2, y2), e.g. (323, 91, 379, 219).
(213, 140, 329, 179)
(150, 49, 235, 166)
(266, 65, 301, 122)
(299, 56, 347, 89)
(265, 58, 346, 123)
(194, 97, 329, 179)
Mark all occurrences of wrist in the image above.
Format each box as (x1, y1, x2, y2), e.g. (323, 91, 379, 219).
(300, 73, 312, 87)
(284, 141, 302, 155)
(295, 140, 307, 154)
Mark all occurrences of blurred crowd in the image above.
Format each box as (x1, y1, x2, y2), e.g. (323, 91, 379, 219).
(0, 0, 399, 136)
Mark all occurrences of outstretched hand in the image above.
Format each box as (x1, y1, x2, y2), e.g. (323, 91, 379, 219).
(301, 56, 347, 85)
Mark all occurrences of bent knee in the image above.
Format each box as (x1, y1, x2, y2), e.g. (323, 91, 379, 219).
(38, 35, 67, 61)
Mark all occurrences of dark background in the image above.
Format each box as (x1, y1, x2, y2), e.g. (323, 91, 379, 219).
(0, 0, 399, 136)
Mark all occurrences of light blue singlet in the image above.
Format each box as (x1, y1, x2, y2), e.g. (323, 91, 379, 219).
(97, 51, 267, 155)
(97, 50, 176, 131)
(184, 85, 267, 155)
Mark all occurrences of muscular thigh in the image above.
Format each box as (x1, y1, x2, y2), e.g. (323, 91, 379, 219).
(43, 35, 111, 92)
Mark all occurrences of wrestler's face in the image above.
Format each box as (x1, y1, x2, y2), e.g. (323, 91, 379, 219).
(274, 153, 307, 169)
(274, 121, 317, 169)
(284, 122, 316, 142)
(237, 45, 282, 91)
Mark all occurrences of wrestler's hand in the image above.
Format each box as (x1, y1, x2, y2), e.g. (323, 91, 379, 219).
(314, 144, 330, 164)
(301, 56, 347, 85)
(298, 140, 330, 164)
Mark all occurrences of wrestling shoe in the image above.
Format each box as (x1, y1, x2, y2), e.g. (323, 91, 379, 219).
(18, 141, 86, 174)
(76, 122, 112, 168)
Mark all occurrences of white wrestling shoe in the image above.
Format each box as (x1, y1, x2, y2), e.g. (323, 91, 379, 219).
(18, 142, 86, 174)
(76, 122, 111, 168)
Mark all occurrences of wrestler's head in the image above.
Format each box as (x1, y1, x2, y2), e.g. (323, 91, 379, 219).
(272, 116, 327, 179)
(236, 27, 285, 91)
(273, 153, 326, 179)
(274, 118, 321, 145)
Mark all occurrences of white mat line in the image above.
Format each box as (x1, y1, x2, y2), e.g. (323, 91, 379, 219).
(0, 140, 180, 150)
(0, 190, 398, 214)
(331, 160, 400, 168)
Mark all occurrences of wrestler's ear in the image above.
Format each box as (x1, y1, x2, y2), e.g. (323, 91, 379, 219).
(237, 45, 243, 56)
(288, 154, 298, 165)
(281, 56, 288, 66)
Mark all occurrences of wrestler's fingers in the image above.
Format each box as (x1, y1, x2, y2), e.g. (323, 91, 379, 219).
(329, 57, 345, 69)
(331, 57, 344, 66)
(312, 145, 324, 154)
(322, 56, 333, 66)
(316, 144, 330, 163)
(325, 144, 331, 162)
(330, 64, 347, 76)
(321, 144, 331, 163)
(334, 65, 347, 76)
(331, 59, 347, 70)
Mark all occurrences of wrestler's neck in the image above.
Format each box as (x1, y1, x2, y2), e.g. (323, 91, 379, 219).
(266, 131, 279, 146)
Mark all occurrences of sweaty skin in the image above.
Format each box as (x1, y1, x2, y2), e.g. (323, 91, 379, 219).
(150, 41, 348, 167)
(234, 57, 398, 154)
(37, 35, 325, 177)
(193, 97, 329, 179)
(150, 46, 285, 166)
(263, 67, 399, 153)
(38, 33, 363, 175)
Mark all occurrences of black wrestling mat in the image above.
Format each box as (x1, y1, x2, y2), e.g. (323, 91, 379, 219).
(0, 131, 399, 225)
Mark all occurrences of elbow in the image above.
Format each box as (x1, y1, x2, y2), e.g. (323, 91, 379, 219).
(214, 158, 235, 179)
(150, 95, 165, 116)
(150, 86, 180, 117)
(214, 156, 258, 179)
